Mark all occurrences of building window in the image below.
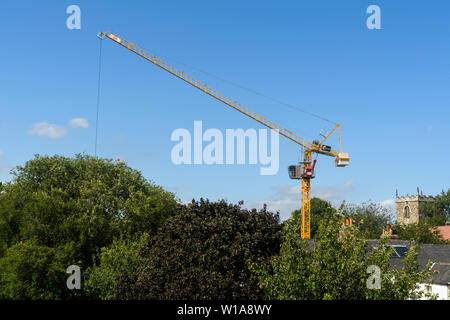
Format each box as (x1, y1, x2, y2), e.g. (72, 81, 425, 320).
(425, 285, 432, 294)
(404, 206, 410, 219)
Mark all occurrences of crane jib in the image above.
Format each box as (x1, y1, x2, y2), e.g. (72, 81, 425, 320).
(100, 32, 346, 159)
(98, 31, 350, 240)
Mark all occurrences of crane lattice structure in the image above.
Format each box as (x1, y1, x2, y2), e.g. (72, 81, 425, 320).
(98, 31, 350, 239)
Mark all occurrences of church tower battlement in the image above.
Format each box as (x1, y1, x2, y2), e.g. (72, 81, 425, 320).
(396, 187, 435, 225)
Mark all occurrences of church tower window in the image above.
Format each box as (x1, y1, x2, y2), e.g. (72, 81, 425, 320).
(404, 206, 410, 219)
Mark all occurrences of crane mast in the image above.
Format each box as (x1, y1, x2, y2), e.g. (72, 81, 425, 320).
(98, 31, 350, 239)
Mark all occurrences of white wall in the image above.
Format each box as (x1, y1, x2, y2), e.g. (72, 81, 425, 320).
(418, 283, 449, 300)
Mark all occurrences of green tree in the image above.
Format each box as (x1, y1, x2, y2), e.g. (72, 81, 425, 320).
(420, 189, 450, 226)
(84, 234, 148, 300)
(290, 197, 336, 239)
(114, 199, 282, 299)
(342, 202, 391, 239)
(0, 154, 178, 299)
(0, 240, 79, 300)
(395, 222, 446, 244)
(436, 189, 450, 221)
(250, 210, 433, 300)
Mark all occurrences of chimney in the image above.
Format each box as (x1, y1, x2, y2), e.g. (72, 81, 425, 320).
(342, 218, 353, 227)
(383, 223, 398, 239)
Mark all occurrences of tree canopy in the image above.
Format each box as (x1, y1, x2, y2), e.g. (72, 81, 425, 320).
(342, 202, 391, 239)
(395, 222, 447, 244)
(290, 197, 336, 239)
(250, 210, 434, 300)
(0, 154, 178, 299)
(420, 189, 450, 226)
(114, 199, 282, 300)
(0, 154, 443, 300)
(291, 199, 392, 240)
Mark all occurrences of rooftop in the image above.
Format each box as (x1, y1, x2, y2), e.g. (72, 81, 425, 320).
(366, 240, 450, 285)
(432, 225, 450, 241)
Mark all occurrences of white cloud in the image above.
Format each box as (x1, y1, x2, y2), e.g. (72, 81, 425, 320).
(252, 180, 357, 221)
(69, 118, 89, 129)
(29, 122, 68, 139)
(313, 179, 356, 204)
(379, 198, 396, 220)
(379, 198, 395, 208)
(29, 118, 89, 139)
(0, 150, 4, 157)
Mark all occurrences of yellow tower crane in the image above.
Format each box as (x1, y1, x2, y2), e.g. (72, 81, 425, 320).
(98, 31, 350, 239)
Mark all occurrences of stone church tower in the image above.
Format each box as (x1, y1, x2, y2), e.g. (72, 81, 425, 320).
(396, 187, 435, 225)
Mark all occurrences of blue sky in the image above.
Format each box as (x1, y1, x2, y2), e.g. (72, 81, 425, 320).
(1, 1, 449, 220)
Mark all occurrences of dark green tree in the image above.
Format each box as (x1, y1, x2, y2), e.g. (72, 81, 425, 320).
(114, 199, 282, 299)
